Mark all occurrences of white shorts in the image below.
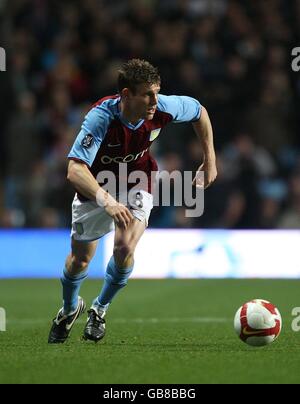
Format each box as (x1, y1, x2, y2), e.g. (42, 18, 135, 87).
(71, 190, 153, 241)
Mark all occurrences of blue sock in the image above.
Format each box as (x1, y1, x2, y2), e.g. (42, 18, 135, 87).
(61, 268, 88, 315)
(93, 256, 133, 309)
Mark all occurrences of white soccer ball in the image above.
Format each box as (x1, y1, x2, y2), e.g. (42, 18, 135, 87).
(234, 299, 282, 347)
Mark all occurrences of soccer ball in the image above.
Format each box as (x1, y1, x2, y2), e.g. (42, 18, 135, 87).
(234, 299, 282, 347)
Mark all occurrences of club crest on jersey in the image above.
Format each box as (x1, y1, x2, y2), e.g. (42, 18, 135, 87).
(82, 134, 94, 148)
(149, 128, 161, 141)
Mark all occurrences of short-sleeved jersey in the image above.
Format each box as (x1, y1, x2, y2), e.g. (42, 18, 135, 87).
(68, 94, 202, 199)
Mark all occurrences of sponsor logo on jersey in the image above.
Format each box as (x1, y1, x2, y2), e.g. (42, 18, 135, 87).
(149, 128, 161, 141)
(100, 148, 149, 164)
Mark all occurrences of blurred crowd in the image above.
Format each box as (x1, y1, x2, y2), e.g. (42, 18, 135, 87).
(0, 0, 300, 229)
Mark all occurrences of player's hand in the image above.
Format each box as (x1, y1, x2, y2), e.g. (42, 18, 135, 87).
(104, 195, 134, 229)
(193, 160, 217, 189)
(96, 190, 134, 228)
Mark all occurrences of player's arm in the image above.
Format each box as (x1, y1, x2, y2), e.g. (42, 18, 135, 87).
(67, 159, 103, 202)
(67, 160, 133, 229)
(157, 94, 217, 189)
(192, 106, 217, 189)
(68, 107, 133, 228)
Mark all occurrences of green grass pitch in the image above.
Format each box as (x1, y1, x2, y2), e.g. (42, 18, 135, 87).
(0, 279, 300, 384)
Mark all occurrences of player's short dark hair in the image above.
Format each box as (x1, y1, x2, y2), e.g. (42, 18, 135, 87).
(118, 59, 161, 94)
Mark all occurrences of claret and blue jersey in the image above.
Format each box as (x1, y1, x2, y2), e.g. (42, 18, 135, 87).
(68, 94, 202, 196)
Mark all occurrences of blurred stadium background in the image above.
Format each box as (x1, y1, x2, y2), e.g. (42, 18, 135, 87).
(0, 0, 300, 276)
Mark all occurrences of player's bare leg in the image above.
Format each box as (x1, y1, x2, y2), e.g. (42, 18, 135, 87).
(65, 237, 98, 276)
(113, 217, 146, 268)
(48, 238, 98, 343)
(83, 218, 146, 342)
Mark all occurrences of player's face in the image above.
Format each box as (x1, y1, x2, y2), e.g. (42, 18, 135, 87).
(129, 83, 160, 120)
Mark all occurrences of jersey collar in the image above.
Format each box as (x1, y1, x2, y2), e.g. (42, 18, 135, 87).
(115, 97, 145, 130)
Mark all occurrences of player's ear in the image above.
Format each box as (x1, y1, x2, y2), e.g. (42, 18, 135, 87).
(121, 88, 130, 99)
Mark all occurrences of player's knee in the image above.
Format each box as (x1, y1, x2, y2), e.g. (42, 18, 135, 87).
(71, 255, 91, 273)
(113, 243, 134, 265)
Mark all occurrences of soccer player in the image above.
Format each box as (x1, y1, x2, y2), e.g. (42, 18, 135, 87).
(48, 59, 217, 343)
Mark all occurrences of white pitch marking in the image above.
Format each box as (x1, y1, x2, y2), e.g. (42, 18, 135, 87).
(6, 317, 230, 325)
